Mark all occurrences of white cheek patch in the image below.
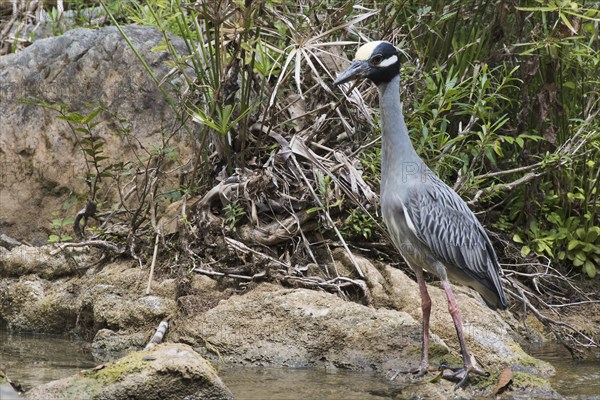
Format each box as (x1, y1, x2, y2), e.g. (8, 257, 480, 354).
(355, 41, 385, 60)
(379, 54, 398, 67)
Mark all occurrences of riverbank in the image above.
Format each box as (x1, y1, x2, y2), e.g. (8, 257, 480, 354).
(0, 243, 573, 398)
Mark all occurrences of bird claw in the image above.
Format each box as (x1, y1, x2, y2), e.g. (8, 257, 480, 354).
(441, 364, 489, 388)
(391, 359, 488, 388)
(388, 365, 430, 381)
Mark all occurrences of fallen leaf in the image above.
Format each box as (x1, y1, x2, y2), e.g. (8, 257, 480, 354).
(492, 366, 513, 395)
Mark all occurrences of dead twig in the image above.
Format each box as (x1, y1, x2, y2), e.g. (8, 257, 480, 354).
(191, 261, 267, 281)
(50, 239, 125, 255)
(289, 136, 365, 279)
(145, 233, 160, 295)
(468, 172, 541, 205)
(224, 237, 288, 268)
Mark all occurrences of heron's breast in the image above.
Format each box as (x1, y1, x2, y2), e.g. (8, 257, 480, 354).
(381, 195, 421, 258)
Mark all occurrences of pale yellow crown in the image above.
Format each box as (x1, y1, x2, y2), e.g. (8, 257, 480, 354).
(355, 41, 387, 61)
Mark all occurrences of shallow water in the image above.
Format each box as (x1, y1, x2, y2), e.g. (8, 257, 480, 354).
(219, 366, 404, 400)
(0, 329, 96, 392)
(1, 329, 599, 399)
(524, 342, 600, 400)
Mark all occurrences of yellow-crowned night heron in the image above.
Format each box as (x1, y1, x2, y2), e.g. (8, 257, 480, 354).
(334, 41, 508, 387)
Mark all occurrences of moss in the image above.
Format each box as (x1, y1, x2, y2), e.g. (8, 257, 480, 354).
(38, 295, 54, 314)
(475, 368, 504, 390)
(429, 343, 451, 358)
(87, 351, 146, 384)
(64, 377, 102, 399)
(507, 344, 535, 366)
(429, 344, 460, 367)
(512, 371, 553, 390)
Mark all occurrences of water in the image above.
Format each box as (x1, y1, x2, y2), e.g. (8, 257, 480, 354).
(524, 342, 600, 400)
(0, 330, 96, 392)
(219, 366, 403, 400)
(1, 329, 598, 399)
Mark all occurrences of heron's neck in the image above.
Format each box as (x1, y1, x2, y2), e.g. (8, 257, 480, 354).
(377, 76, 423, 190)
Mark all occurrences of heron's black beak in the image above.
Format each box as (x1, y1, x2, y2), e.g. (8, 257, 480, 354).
(333, 60, 369, 85)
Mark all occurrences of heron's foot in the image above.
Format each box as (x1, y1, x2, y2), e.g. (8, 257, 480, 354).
(440, 361, 489, 388)
(388, 364, 430, 381)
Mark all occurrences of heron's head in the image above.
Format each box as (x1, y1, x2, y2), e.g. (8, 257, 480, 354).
(333, 41, 400, 86)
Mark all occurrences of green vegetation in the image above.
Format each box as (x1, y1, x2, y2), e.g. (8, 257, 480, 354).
(49, 214, 74, 244)
(223, 200, 247, 232)
(2, 0, 598, 284)
(85, 351, 146, 383)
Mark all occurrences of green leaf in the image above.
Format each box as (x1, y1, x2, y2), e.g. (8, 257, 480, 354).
(586, 228, 599, 242)
(559, 12, 577, 35)
(521, 245, 531, 257)
(81, 107, 102, 124)
(484, 148, 497, 165)
(538, 242, 553, 257)
(515, 6, 558, 12)
(572, 251, 587, 267)
(493, 140, 503, 157)
(513, 233, 524, 243)
(582, 260, 596, 278)
(515, 137, 524, 148)
(567, 239, 580, 251)
(66, 112, 84, 123)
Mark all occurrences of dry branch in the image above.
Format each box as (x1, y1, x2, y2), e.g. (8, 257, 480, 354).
(50, 239, 126, 255)
(237, 210, 317, 246)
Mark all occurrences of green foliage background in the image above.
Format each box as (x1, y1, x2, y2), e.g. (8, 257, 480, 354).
(4, 0, 598, 279)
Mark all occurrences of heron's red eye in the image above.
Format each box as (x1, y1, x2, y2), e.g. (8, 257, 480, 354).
(371, 55, 383, 65)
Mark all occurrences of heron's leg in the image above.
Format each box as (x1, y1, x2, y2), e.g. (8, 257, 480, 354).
(441, 280, 488, 387)
(389, 268, 431, 380)
(415, 268, 431, 376)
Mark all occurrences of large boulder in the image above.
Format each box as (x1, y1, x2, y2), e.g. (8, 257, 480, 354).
(0, 25, 192, 243)
(0, 254, 177, 336)
(176, 283, 438, 371)
(173, 251, 558, 397)
(0, 244, 96, 279)
(25, 343, 234, 400)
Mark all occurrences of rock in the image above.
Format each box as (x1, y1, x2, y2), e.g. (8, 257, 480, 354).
(92, 294, 177, 332)
(333, 248, 555, 374)
(0, 276, 79, 333)
(0, 257, 176, 335)
(0, 25, 193, 243)
(0, 244, 96, 279)
(92, 329, 148, 361)
(174, 276, 558, 397)
(0, 234, 22, 250)
(175, 283, 446, 371)
(25, 343, 234, 400)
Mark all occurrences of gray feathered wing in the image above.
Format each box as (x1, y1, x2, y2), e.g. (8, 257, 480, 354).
(403, 179, 508, 309)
